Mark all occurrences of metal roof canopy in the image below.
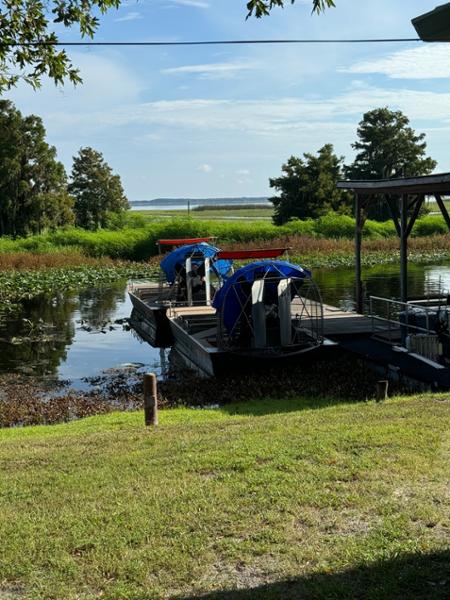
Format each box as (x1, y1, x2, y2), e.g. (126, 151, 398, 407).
(337, 172, 450, 195)
(412, 3, 450, 42)
(336, 172, 450, 312)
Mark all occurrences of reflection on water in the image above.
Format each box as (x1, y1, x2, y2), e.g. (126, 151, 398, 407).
(0, 282, 164, 385)
(314, 262, 450, 310)
(1, 261, 450, 383)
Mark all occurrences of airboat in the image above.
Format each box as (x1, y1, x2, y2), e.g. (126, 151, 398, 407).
(167, 250, 325, 377)
(128, 237, 232, 346)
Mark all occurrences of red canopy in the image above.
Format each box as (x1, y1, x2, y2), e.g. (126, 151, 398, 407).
(217, 248, 288, 260)
(157, 237, 215, 246)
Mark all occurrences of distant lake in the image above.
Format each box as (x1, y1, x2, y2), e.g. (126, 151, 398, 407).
(130, 198, 270, 211)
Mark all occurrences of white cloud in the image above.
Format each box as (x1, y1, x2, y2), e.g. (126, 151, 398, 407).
(115, 11, 143, 22)
(166, 0, 210, 8)
(237, 169, 251, 176)
(100, 87, 450, 134)
(197, 163, 212, 173)
(162, 61, 258, 80)
(340, 45, 450, 80)
(31, 85, 450, 147)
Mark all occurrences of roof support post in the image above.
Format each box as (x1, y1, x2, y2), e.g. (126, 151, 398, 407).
(405, 194, 425, 238)
(355, 193, 364, 314)
(400, 194, 408, 304)
(434, 194, 450, 230)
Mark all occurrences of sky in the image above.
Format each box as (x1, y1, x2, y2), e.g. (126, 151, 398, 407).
(5, 0, 450, 200)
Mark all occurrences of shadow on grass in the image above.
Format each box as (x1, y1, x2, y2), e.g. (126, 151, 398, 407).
(219, 395, 352, 417)
(179, 550, 450, 600)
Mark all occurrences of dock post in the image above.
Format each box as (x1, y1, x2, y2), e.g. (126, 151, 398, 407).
(144, 373, 158, 426)
(376, 380, 388, 402)
(355, 193, 364, 314)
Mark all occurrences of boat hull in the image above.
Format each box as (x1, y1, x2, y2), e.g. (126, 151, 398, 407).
(128, 290, 173, 347)
(169, 316, 333, 378)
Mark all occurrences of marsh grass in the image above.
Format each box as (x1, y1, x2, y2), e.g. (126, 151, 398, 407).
(0, 395, 448, 599)
(0, 221, 449, 268)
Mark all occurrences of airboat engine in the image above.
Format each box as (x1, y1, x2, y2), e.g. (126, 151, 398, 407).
(213, 260, 324, 355)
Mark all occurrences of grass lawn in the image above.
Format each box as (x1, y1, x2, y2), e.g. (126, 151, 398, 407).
(0, 395, 449, 599)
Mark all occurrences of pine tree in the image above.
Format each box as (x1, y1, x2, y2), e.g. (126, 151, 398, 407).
(69, 147, 129, 230)
(347, 108, 437, 220)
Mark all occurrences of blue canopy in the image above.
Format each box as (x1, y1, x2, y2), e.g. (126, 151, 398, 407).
(213, 260, 311, 334)
(160, 242, 232, 284)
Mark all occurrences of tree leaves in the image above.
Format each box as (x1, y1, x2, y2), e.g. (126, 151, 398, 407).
(69, 147, 129, 230)
(269, 144, 351, 225)
(246, 0, 335, 18)
(0, 0, 119, 91)
(0, 100, 74, 236)
(346, 107, 437, 220)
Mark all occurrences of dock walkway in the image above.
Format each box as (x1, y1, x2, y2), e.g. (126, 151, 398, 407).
(306, 304, 391, 338)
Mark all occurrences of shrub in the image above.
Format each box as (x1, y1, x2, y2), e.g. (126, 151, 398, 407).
(412, 216, 448, 237)
(314, 214, 355, 238)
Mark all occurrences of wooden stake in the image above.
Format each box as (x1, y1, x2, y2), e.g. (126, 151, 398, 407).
(376, 380, 388, 402)
(144, 373, 158, 426)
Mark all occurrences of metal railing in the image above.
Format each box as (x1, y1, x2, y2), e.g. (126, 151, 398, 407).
(369, 295, 450, 343)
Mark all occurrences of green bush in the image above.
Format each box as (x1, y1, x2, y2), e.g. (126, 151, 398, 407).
(364, 219, 396, 238)
(412, 216, 448, 237)
(314, 214, 355, 238)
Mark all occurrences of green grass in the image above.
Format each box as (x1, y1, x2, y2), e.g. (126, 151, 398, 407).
(135, 207, 274, 221)
(0, 395, 449, 599)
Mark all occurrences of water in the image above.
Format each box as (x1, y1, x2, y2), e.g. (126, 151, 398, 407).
(129, 198, 271, 211)
(0, 281, 164, 387)
(314, 262, 450, 310)
(1, 262, 450, 384)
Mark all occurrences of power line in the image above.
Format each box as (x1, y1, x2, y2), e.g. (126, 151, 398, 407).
(1, 37, 424, 47)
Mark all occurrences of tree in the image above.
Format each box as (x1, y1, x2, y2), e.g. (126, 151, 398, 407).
(247, 0, 335, 18)
(0, 100, 73, 237)
(346, 107, 437, 220)
(69, 147, 129, 230)
(0, 0, 120, 92)
(270, 144, 351, 225)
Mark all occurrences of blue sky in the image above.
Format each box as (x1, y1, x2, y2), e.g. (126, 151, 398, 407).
(5, 0, 450, 200)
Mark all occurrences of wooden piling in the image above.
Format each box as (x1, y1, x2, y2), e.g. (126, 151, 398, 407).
(376, 380, 388, 402)
(144, 373, 158, 426)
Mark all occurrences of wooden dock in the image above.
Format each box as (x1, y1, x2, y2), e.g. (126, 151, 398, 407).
(320, 304, 391, 338)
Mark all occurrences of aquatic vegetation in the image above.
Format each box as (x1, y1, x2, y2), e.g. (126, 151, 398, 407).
(0, 371, 143, 428)
(0, 260, 158, 314)
(0, 355, 408, 428)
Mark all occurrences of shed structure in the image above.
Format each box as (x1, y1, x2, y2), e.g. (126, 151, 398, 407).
(337, 173, 450, 313)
